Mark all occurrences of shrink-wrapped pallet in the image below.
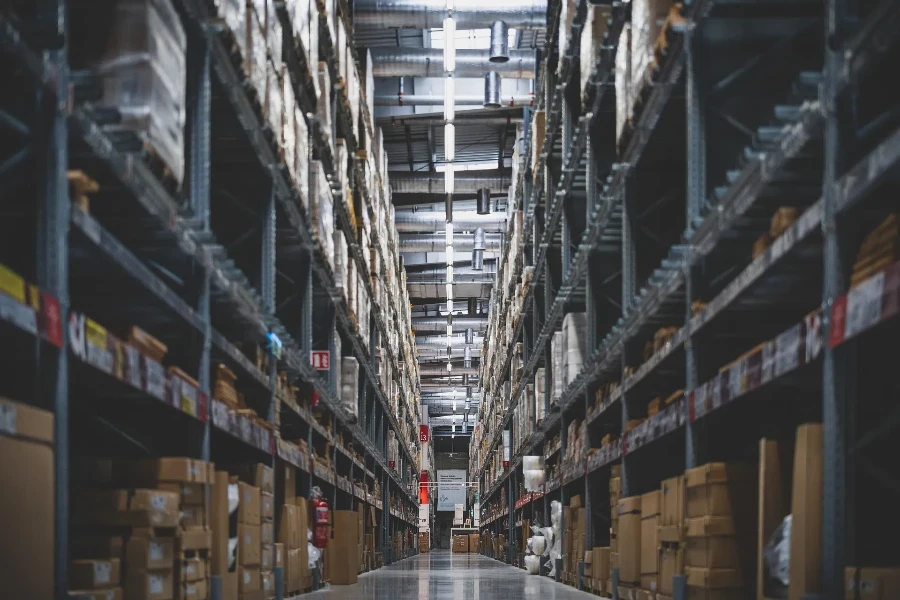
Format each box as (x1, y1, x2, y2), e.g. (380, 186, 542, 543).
(98, 0, 187, 184)
(295, 106, 309, 208)
(615, 24, 633, 144)
(632, 0, 673, 97)
(551, 331, 565, 404)
(266, 61, 283, 140)
(557, 0, 578, 75)
(282, 68, 297, 183)
(311, 161, 334, 270)
(334, 230, 349, 303)
(562, 312, 587, 386)
(286, 0, 319, 96)
(581, 5, 612, 103)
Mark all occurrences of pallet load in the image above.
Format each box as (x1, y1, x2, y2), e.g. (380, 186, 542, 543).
(618, 495, 642, 597)
(632, 0, 675, 98)
(657, 474, 686, 599)
(684, 462, 757, 600)
(640, 490, 661, 600)
(581, 5, 613, 104)
(97, 0, 187, 186)
(616, 24, 633, 146)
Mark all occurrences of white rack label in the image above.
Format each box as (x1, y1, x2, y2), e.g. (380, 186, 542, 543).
(150, 494, 167, 510)
(845, 272, 884, 339)
(144, 357, 166, 400)
(0, 293, 37, 335)
(94, 561, 111, 585)
(150, 541, 163, 561)
(0, 403, 17, 436)
(149, 574, 164, 595)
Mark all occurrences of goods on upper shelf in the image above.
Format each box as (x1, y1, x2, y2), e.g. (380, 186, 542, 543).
(850, 213, 898, 289)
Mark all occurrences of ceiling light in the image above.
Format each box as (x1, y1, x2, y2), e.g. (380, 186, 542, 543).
(444, 164, 454, 194)
(443, 17, 456, 72)
(445, 283, 453, 299)
(444, 124, 455, 162)
(446, 324, 453, 338)
(446, 245, 454, 264)
(446, 265, 453, 282)
(446, 299, 454, 313)
(444, 78, 455, 121)
(452, 400, 457, 411)
(447, 362, 453, 373)
(445, 223, 453, 245)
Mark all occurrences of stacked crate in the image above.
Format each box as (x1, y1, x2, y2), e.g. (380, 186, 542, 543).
(684, 463, 757, 600)
(580, 5, 613, 104)
(609, 465, 622, 590)
(851, 213, 899, 288)
(617, 495, 642, 598)
(657, 474, 686, 600)
(639, 490, 661, 600)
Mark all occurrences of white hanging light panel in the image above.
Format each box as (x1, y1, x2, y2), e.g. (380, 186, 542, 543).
(443, 17, 456, 72)
(444, 124, 455, 162)
(444, 78, 455, 121)
(444, 164, 454, 194)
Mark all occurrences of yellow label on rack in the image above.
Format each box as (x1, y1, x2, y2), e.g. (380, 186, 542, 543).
(85, 318, 108, 349)
(0, 263, 26, 303)
(27, 284, 40, 311)
(181, 395, 196, 416)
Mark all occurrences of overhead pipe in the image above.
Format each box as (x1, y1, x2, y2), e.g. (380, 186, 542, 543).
(399, 233, 502, 253)
(407, 282, 494, 298)
(490, 21, 510, 62)
(472, 228, 486, 271)
(468, 298, 479, 315)
(376, 94, 534, 107)
(412, 315, 488, 333)
(370, 47, 536, 79)
(484, 71, 502, 108)
(476, 188, 492, 215)
(406, 261, 496, 281)
(420, 365, 479, 377)
(391, 171, 510, 196)
(355, 0, 546, 29)
(395, 210, 507, 232)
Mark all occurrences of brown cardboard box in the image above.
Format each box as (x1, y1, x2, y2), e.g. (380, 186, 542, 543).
(239, 524, 262, 566)
(284, 548, 300, 591)
(229, 463, 274, 494)
(238, 482, 261, 525)
(531, 110, 546, 174)
(181, 556, 206, 582)
(845, 567, 900, 600)
(686, 536, 743, 569)
(261, 570, 275, 597)
(618, 496, 642, 585)
(686, 516, 736, 538)
(331, 510, 359, 584)
(261, 492, 274, 522)
(279, 505, 300, 549)
(468, 533, 480, 553)
(281, 464, 296, 503)
(294, 497, 309, 579)
(592, 547, 610, 582)
(789, 423, 823, 600)
(124, 567, 174, 600)
(239, 567, 261, 593)
(658, 546, 684, 596)
(211, 471, 237, 600)
(685, 463, 754, 518)
(71, 558, 121, 589)
(181, 577, 207, 600)
(72, 488, 180, 528)
(261, 522, 274, 545)
(70, 588, 124, 600)
(181, 505, 206, 528)
(158, 482, 205, 506)
(685, 566, 741, 589)
(261, 544, 275, 571)
(274, 544, 284, 569)
(660, 475, 685, 542)
(640, 490, 660, 592)
(127, 531, 175, 569)
(178, 527, 212, 551)
(453, 536, 469, 553)
(130, 457, 208, 484)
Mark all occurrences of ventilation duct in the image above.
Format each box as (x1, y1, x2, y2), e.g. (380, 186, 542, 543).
(484, 71, 502, 108)
(476, 188, 492, 214)
(490, 21, 510, 62)
(394, 210, 507, 233)
(375, 94, 534, 107)
(399, 233, 502, 253)
(465, 328, 475, 344)
(407, 261, 496, 281)
(472, 228, 486, 270)
(412, 315, 488, 333)
(390, 171, 510, 196)
(370, 48, 536, 79)
(355, 0, 546, 29)
(468, 298, 479, 315)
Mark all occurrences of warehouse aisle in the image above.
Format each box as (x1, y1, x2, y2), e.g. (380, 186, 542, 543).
(306, 551, 594, 600)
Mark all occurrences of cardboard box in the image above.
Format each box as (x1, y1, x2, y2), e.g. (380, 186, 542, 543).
(279, 505, 300, 549)
(685, 463, 755, 518)
(685, 566, 741, 589)
(618, 496, 642, 585)
(126, 532, 175, 569)
(261, 544, 275, 571)
(261, 570, 275, 597)
(592, 547, 610, 582)
(686, 536, 743, 569)
(239, 567, 261, 593)
(274, 544, 284, 569)
(70, 588, 123, 600)
(845, 567, 900, 600)
(181, 556, 206, 582)
(238, 482, 261, 525)
(331, 510, 359, 584)
(294, 497, 309, 579)
(72, 488, 180, 528)
(131, 457, 205, 484)
(178, 527, 212, 551)
(453, 536, 469, 553)
(640, 490, 660, 591)
(261, 492, 274, 522)
(211, 471, 237, 600)
(789, 423, 823, 600)
(181, 505, 206, 529)
(71, 558, 121, 589)
(181, 577, 207, 600)
(158, 482, 205, 506)
(124, 567, 173, 600)
(239, 524, 262, 566)
(281, 464, 296, 503)
(658, 546, 684, 596)
(660, 475, 685, 542)
(468, 533, 480, 553)
(261, 522, 274, 545)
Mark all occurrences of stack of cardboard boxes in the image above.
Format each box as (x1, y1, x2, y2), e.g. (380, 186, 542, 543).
(563, 495, 586, 585)
(657, 474, 686, 600)
(590, 547, 611, 595)
(609, 465, 622, 591)
(70, 457, 214, 600)
(639, 490, 661, 600)
(617, 494, 642, 598)
(684, 463, 757, 600)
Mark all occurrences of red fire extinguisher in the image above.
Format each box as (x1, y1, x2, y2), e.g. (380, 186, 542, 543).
(313, 496, 330, 549)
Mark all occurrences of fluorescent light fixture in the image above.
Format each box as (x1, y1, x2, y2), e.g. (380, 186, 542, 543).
(447, 363, 452, 373)
(446, 265, 453, 282)
(445, 283, 453, 299)
(444, 78, 455, 121)
(452, 400, 457, 411)
(446, 299, 454, 313)
(445, 223, 453, 245)
(443, 17, 456, 72)
(446, 324, 453, 338)
(444, 123, 455, 162)
(446, 245, 454, 264)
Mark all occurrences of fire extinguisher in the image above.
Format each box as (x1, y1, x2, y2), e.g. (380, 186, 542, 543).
(313, 496, 330, 549)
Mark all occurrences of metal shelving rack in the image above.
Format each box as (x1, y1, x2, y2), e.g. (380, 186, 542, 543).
(0, 0, 420, 594)
(472, 1, 900, 596)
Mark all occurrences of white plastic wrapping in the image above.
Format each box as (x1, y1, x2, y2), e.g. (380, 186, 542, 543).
(562, 312, 587, 386)
(581, 6, 612, 101)
(98, 0, 187, 185)
(764, 514, 791, 589)
(615, 24, 633, 143)
(340, 356, 359, 422)
(525, 554, 541, 574)
(550, 331, 565, 403)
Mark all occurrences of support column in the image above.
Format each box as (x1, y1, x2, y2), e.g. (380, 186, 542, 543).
(620, 172, 636, 497)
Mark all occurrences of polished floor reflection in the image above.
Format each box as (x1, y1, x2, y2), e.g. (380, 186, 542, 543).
(304, 551, 599, 599)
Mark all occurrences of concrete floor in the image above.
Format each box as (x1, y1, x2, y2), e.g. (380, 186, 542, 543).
(307, 551, 598, 600)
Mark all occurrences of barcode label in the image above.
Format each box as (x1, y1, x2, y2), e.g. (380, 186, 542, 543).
(0, 403, 17, 435)
(845, 272, 884, 339)
(94, 561, 111, 585)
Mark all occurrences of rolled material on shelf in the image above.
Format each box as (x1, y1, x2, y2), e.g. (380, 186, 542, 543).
(615, 24, 633, 144)
(562, 312, 587, 386)
(551, 331, 564, 403)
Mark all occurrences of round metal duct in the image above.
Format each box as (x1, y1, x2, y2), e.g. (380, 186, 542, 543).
(490, 21, 510, 63)
(484, 71, 502, 108)
(477, 188, 491, 215)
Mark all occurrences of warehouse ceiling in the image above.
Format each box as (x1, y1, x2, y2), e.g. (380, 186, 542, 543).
(353, 5, 548, 433)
